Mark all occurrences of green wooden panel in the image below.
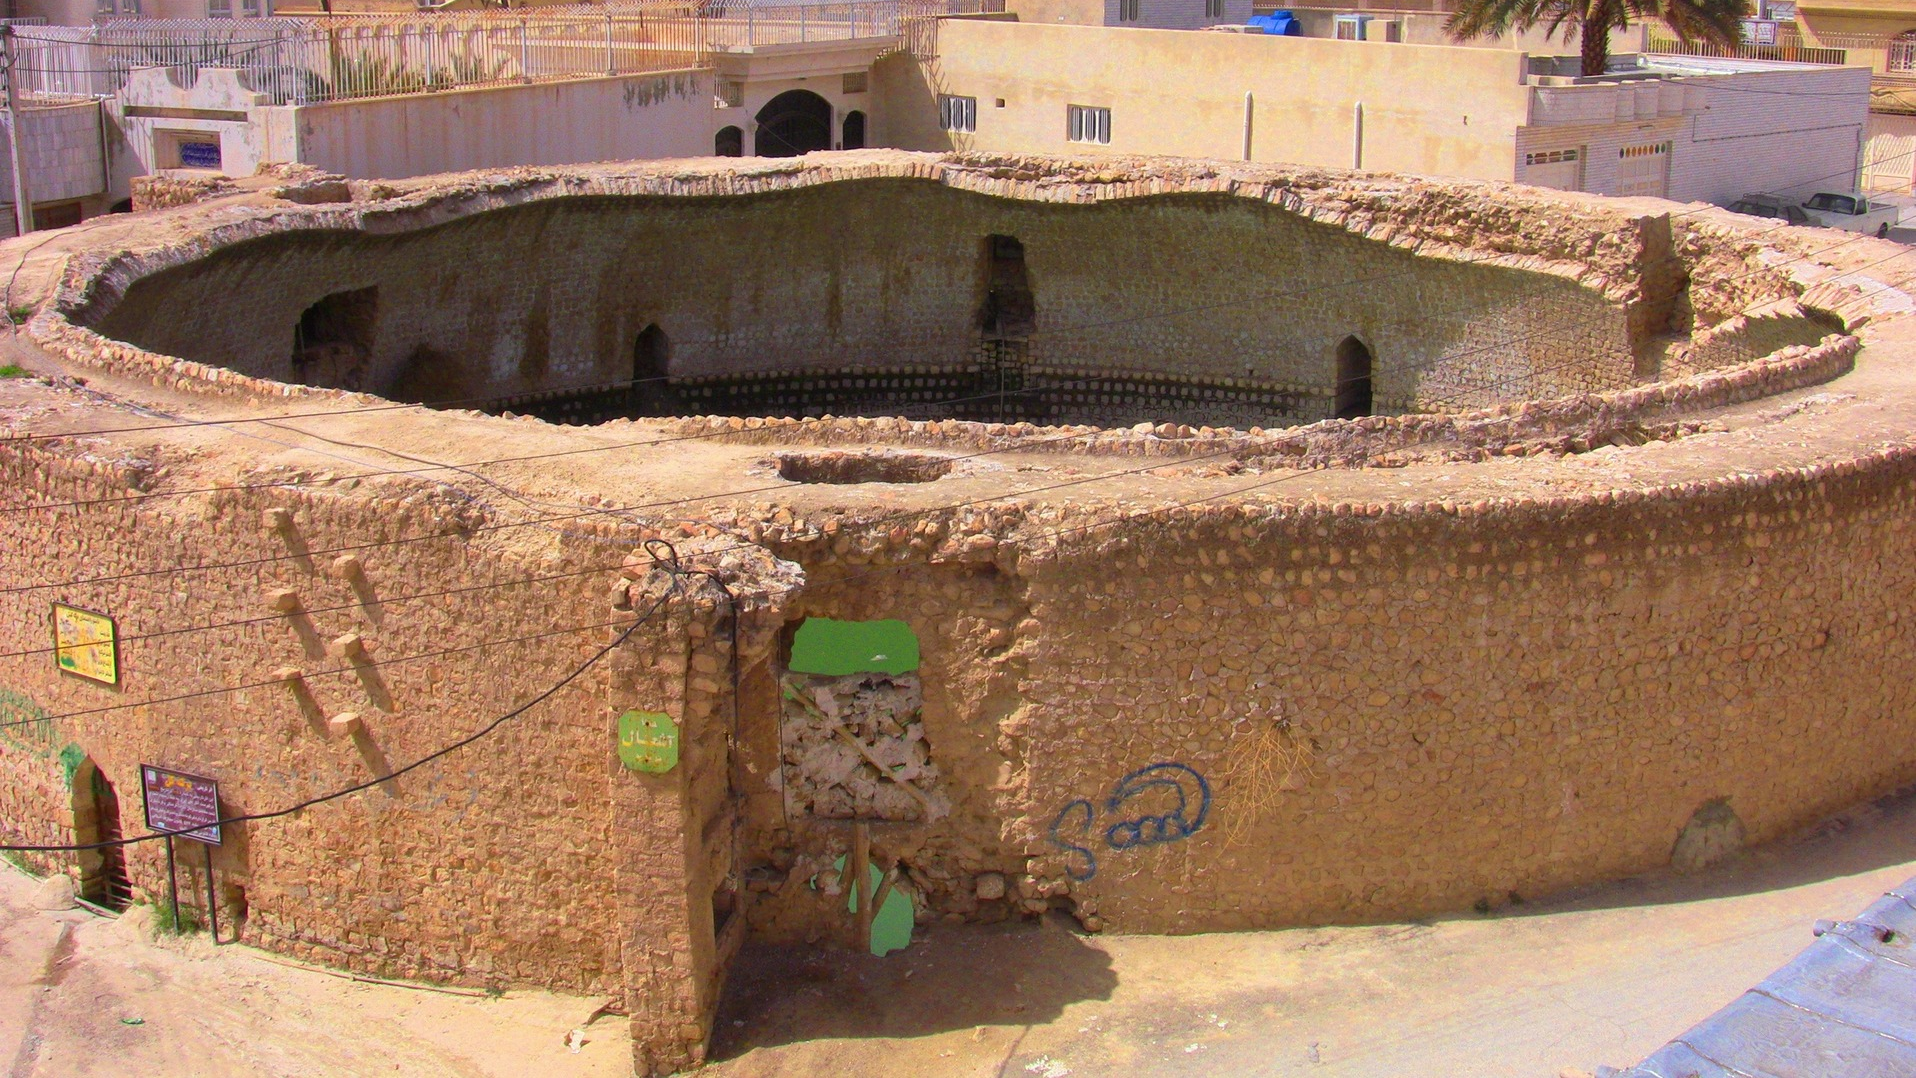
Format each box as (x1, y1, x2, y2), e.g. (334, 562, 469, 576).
(830, 855, 915, 957)
(789, 618, 919, 676)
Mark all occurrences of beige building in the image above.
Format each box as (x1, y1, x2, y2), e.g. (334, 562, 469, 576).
(873, 19, 1872, 203)
(0, 3, 1873, 229)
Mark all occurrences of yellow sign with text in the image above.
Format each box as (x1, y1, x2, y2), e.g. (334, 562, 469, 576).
(51, 603, 118, 686)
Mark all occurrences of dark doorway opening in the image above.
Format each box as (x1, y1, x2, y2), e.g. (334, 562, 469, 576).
(293, 286, 379, 391)
(634, 323, 670, 382)
(754, 90, 833, 157)
(72, 759, 132, 911)
(630, 323, 680, 414)
(715, 125, 743, 157)
(1334, 335, 1373, 419)
(979, 234, 1035, 340)
(842, 110, 866, 150)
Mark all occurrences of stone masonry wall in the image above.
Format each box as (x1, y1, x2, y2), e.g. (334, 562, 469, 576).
(707, 443, 1916, 937)
(0, 443, 644, 992)
(84, 181, 1637, 426)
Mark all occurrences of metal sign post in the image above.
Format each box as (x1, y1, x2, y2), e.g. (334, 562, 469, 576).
(140, 765, 222, 937)
(163, 835, 179, 933)
(204, 843, 219, 944)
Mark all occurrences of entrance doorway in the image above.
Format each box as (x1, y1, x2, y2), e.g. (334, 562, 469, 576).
(630, 323, 680, 414)
(754, 90, 833, 157)
(71, 759, 132, 910)
(842, 110, 866, 150)
(1334, 336, 1373, 419)
(980, 234, 1035, 339)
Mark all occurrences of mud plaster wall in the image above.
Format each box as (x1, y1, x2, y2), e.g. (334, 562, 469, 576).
(1017, 463, 1916, 928)
(712, 449, 1916, 936)
(0, 445, 648, 992)
(86, 182, 1640, 423)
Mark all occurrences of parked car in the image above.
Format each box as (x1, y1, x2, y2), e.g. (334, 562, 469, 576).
(1725, 192, 1899, 237)
(1801, 192, 1899, 237)
(1726, 194, 1812, 226)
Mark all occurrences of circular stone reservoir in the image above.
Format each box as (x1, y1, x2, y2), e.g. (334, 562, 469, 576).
(12, 155, 1916, 1077)
(71, 167, 1838, 435)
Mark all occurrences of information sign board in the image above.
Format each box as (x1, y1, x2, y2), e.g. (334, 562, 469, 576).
(140, 765, 221, 845)
(51, 603, 118, 686)
(617, 710, 679, 773)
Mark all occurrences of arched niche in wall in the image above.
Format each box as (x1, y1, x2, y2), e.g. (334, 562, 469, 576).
(1334, 335, 1373, 419)
(754, 90, 833, 157)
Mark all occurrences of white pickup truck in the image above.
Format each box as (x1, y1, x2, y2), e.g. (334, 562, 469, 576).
(1802, 192, 1900, 237)
(1727, 193, 1900, 237)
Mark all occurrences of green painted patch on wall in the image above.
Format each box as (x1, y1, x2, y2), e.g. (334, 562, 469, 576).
(0, 687, 55, 755)
(789, 619, 919, 676)
(58, 743, 86, 787)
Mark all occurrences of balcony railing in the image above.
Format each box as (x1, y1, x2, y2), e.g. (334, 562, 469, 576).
(2, 0, 996, 107)
(1643, 26, 1850, 66)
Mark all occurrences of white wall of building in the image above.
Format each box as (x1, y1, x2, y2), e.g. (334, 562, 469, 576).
(289, 69, 716, 179)
(1100, 0, 1253, 31)
(0, 98, 109, 236)
(1, 100, 107, 206)
(1516, 65, 1871, 204)
(715, 74, 873, 156)
(116, 65, 719, 184)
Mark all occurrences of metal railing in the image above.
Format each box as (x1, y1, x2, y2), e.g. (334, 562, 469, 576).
(1643, 27, 1849, 66)
(3, 0, 995, 106)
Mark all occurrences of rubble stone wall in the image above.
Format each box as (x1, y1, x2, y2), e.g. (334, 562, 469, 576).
(722, 443, 1916, 936)
(0, 445, 642, 992)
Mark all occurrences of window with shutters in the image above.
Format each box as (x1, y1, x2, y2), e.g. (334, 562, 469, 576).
(1067, 105, 1111, 145)
(938, 94, 977, 134)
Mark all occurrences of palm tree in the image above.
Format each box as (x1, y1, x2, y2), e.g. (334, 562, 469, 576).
(1446, 0, 1748, 78)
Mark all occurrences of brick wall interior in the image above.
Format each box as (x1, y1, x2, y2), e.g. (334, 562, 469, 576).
(91, 181, 1642, 429)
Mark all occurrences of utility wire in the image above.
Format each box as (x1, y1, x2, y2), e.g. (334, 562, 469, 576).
(0, 555, 683, 853)
(5, 245, 1900, 733)
(0, 330, 1704, 734)
(1, 212, 1886, 601)
(2, 135, 1889, 465)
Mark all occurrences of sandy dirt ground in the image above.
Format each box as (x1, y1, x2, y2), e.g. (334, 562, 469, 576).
(4, 786, 1914, 1078)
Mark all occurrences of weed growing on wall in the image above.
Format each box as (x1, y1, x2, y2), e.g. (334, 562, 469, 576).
(1216, 705, 1319, 849)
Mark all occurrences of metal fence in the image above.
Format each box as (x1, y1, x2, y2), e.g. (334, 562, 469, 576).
(4, 0, 994, 106)
(1643, 27, 1851, 66)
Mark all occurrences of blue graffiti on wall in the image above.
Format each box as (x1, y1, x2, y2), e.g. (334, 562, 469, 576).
(1048, 762, 1211, 882)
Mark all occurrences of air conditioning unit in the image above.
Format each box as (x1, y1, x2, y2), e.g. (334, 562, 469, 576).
(1334, 13, 1370, 40)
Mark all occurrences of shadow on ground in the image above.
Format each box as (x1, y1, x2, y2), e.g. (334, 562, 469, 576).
(1457, 782, 1916, 927)
(710, 912, 1116, 1060)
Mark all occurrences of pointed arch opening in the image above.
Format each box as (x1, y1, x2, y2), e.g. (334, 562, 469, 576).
(70, 758, 132, 911)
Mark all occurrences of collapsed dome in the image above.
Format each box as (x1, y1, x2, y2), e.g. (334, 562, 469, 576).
(74, 170, 1829, 435)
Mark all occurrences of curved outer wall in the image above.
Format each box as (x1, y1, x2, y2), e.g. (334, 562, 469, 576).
(971, 458, 1916, 926)
(3, 153, 1909, 1074)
